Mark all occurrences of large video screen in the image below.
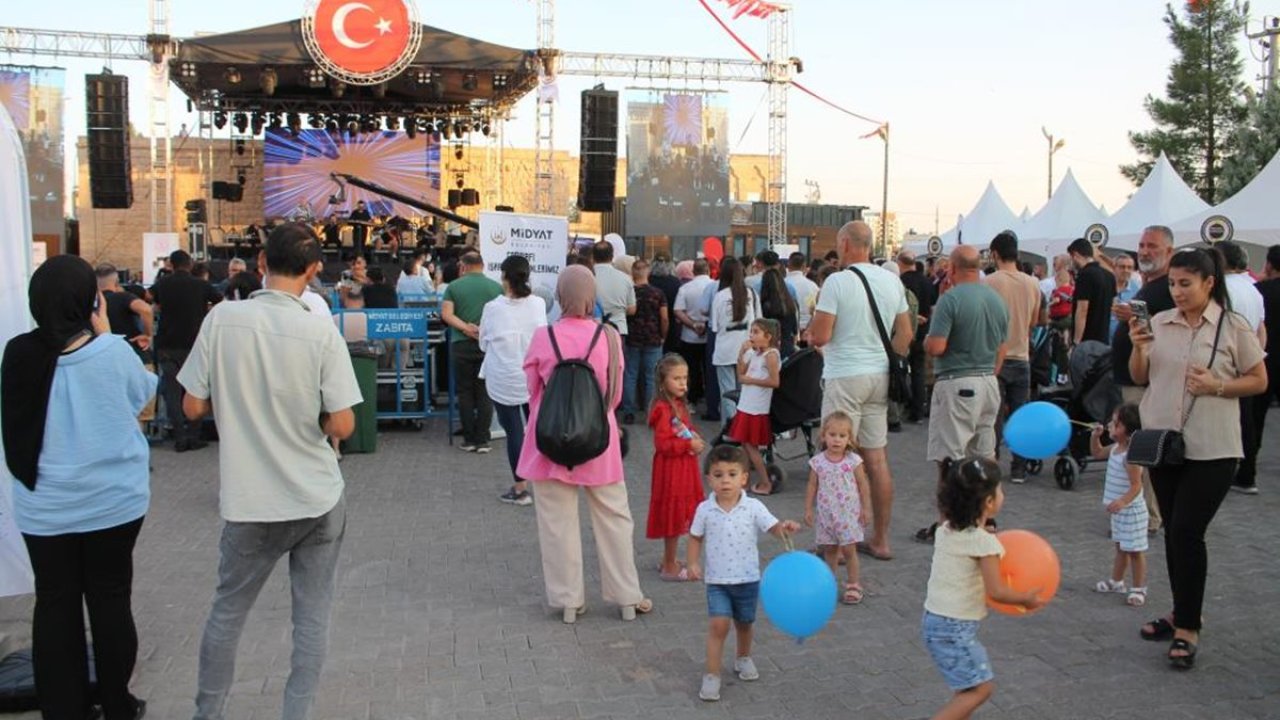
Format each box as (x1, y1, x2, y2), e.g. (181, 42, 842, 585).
(263, 129, 440, 219)
(0, 66, 66, 237)
(625, 91, 730, 237)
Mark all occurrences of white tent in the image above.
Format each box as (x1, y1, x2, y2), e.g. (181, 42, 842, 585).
(946, 181, 1021, 250)
(0, 104, 36, 597)
(1172, 148, 1280, 249)
(1022, 169, 1105, 258)
(1106, 153, 1210, 252)
(1019, 206, 1032, 223)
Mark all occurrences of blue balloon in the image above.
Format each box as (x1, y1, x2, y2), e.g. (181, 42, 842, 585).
(1003, 401, 1071, 460)
(760, 551, 837, 641)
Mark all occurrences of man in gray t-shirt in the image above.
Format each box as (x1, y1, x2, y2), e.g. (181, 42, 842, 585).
(924, 245, 1008, 468)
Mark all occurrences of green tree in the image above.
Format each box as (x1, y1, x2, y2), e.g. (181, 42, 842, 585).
(1121, 0, 1249, 203)
(1218, 87, 1280, 200)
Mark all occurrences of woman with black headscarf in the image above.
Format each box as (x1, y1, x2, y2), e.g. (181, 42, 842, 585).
(2, 255, 155, 720)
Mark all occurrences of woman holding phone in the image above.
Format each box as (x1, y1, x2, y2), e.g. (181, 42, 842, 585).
(1127, 247, 1266, 670)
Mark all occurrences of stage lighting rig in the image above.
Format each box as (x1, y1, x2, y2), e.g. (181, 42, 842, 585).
(180, 62, 198, 80)
(405, 119, 417, 139)
(385, 116, 400, 131)
(260, 67, 278, 96)
(234, 138, 245, 156)
(462, 73, 478, 91)
(493, 73, 508, 89)
(232, 112, 248, 134)
(268, 113, 283, 131)
(250, 112, 265, 135)
(213, 111, 228, 130)
(307, 114, 324, 130)
(304, 67, 327, 89)
(224, 66, 242, 85)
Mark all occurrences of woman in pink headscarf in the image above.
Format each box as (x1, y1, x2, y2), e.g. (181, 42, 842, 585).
(517, 265, 653, 623)
(675, 260, 695, 283)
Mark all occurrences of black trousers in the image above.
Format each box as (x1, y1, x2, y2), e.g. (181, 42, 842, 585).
(679, 340, 706, 405)
(451, 339, 492, 446)
(1241, 360, 1280, 486)
(23, 517, 144, 720)
(157, 347, 196, 444)
(907, 337, 927, 420)
(1149, 459, 1235, 631)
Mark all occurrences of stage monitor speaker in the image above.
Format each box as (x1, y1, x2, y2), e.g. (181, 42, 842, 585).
(461, 188, 479, 207)
(495, 205, 514, 213)
(85, 73, 132, 210)
(447, 189, 462, 208)
(212, 181, 244, 203)
(578, 87, 618, 213)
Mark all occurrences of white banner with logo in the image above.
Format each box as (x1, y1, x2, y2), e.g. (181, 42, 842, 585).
(142, 232, 181, 284)
(479, 212, 569, 301)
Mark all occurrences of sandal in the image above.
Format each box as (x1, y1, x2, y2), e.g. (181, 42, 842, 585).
(1126, 587, 1147, 607)
(1095, 578, 1127, 593)
(842, 583, 864, 605)
(1168, 637, 1197, 669)
(1140, 616, 1175, 642)
(914, 523, 938, 544)
(660, 567, 695, 582)
(620, 598, 654, 621)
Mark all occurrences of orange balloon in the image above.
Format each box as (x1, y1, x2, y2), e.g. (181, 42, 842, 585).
(986, 529, 1060, 616)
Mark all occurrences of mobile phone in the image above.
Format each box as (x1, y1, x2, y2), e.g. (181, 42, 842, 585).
(1130, 300, 1151, 334)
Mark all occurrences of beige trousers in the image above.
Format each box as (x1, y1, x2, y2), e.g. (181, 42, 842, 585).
(1120, 384, 1162, 530)
(532, 479, 645, 610)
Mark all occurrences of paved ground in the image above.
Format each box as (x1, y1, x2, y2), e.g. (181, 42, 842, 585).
(2, 410, 1279, 720)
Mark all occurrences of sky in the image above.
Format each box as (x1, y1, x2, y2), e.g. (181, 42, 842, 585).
(4, 0, 1280, 235)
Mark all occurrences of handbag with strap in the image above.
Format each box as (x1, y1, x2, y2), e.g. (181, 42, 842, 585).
(1127, 313, 1226, 468)
(848, 266, 912, 407)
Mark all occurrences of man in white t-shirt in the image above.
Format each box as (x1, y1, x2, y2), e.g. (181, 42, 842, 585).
(674, 259, 715, 405)
(809, 221, 913, 560)
(593, 241, 636, 335)
(179, 224, 363, 720)
(786, 252, 819, 333)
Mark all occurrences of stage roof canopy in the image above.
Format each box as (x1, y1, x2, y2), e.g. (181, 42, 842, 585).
(169, 20, 539, 118)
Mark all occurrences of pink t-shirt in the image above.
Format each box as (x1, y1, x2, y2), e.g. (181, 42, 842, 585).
(515, 317, 626, 486)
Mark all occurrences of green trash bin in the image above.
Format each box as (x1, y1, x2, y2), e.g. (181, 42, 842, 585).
(342, 344, 379, 454)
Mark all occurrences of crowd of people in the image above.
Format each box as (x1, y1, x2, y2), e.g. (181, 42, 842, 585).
(4, 218, 1277, 719)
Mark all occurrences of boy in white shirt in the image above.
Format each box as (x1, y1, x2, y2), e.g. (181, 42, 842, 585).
(687, 445, 801, 702)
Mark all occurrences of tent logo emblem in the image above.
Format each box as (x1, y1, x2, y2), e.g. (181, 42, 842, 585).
(302, 0, 422, 86)
(1084, 223, 1109, 249)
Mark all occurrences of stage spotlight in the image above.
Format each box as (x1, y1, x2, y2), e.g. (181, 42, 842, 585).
(180, 62, 198, 80)
(260, 67, 278, 96)
(288, 113, 303, 135)
(462, 73, 477, 91)
(455, 174, 465, 190)
(307, 114, 324, 129)
(304, 66, 327, 88)
(346, 118, 360, 136)
(224, 66, 242, 85)
(250, 112, 265, 135)
(493, 73, 508, 89)
(234, 138, 245, 156)
(237, 173, 246, 186)
(454, 147, 464, 161)
(232, 112, 248, 134)
(326, 118, 339, 134)
(385, 116, 400, 131)
(268, 113, 283, 130)
(453, 122, 467, 139)
(361, 116, 379, 133)
(405, 120, 417, 139)
(213, 111, 227, 130)
(330, 80, 346, 98)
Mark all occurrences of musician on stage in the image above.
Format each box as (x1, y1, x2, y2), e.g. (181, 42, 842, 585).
(349, 200, 373, 258)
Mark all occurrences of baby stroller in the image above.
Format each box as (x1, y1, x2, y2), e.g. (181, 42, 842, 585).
(716, 348, 825, 491)
(1030, 340, 1121, 490)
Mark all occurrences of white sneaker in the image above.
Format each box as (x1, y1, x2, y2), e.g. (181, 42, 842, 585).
(698, 673, 721, 701)
(734, 656, 759, 681)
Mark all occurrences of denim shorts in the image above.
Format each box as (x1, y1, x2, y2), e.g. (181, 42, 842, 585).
(707, 582, 759, 624)
(921, 611, 994, 691)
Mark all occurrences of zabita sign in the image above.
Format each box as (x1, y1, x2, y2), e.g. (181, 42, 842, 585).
(479, 211, 569, 302)
(302, 0, 423, 85)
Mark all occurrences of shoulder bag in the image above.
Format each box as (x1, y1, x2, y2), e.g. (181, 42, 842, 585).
(1127, 313, 1225, 468)
(848, 266, 912, 407)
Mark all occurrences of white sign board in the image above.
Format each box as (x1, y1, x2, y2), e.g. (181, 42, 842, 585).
(479, 211, 569, 301)
(142, 232, 181, 284)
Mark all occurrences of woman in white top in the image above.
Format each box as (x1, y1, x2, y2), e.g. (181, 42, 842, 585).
(709, 257, 761, 424)
(396, 250, 435, 298)
(479, 256, 548, 506)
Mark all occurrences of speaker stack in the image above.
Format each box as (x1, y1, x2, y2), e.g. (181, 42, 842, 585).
(578, 87, 618, 213)
(85, 73, 132, 209)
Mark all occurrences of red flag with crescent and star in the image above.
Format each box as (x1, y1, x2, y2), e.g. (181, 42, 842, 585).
(309, 0, 413, 76)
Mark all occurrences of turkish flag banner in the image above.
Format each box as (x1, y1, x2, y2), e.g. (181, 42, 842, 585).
(308, 0, 415, 77)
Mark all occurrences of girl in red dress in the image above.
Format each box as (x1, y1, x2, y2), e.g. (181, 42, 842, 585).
(648, 354, 707, 581)
(727, 319, 782, 494)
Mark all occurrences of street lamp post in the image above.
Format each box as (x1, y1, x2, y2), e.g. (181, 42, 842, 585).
(1042, 126, 1065, 200)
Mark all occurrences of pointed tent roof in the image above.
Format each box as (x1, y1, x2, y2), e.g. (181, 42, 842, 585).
(1105, 153, 1210, 251)
(1171, 148, 1280, 248)
(1022, 169, 1104, 257)
(936, 182, 1019, 249)
(1020, 206, 1032, 223)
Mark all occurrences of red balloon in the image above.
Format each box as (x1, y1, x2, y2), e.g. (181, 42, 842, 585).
(702, 236, 724, 261)
(986, 529, 1060, 616)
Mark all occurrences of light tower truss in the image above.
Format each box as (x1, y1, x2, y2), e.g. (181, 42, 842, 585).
(537, 5, 794, 247)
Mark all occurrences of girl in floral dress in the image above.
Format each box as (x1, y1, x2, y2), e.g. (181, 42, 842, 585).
(804, 411, 872, 604)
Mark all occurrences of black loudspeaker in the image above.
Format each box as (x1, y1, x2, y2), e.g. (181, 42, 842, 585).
(185, 199, 207, 225)
(447, 189, 462, 208)
(578, 87, 618, 212)
(212, 181, 244, 202)
(86, 73, 132, 209)
(495, 205, 514, 212)
(461, 188, 479, 207)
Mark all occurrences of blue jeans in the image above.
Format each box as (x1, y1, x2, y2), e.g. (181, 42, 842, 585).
(921, 610, 993, 691)
(194, 497, 346, 720)
(706, 581, 760, 623)
(493, 402, 529, 482)
(716, 364, 739, 423)
(623, 345, 663, 415)
(703, 331, 721, 420)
